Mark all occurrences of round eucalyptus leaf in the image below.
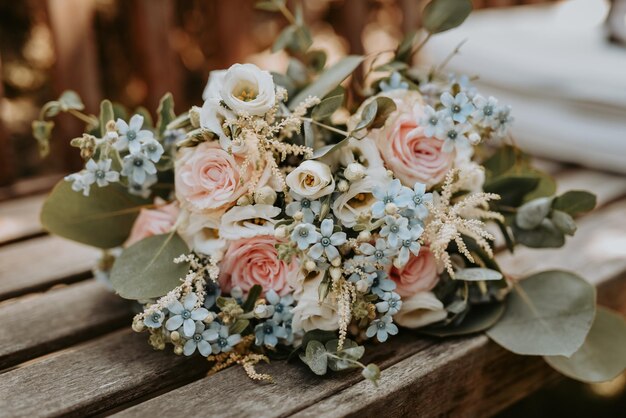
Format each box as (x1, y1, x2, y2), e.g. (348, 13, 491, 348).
(300, 340, 328, 375)
(515, 197, 553, 230)
(544, 307, 626, 383)
(41, 180, 148, 249)
(423, 0, 473, 34)
(553, 190, 596, 216)
(551, 210, 577, 236)
(110, 233, 190, 300)
(420, 302, 505, 337)
(455, 268, 503, 281)
(487, 270, 596, 356)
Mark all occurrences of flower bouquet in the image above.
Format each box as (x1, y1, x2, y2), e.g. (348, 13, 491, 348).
(33, 0, 626, 385)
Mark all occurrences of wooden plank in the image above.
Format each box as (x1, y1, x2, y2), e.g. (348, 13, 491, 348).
(0, 330, 209, 417)
(0, 173, 62, 202)
(0, 235, 100, 301)
(0, 280, 131, 369)
(0, 53, 15, 187)
(113, 179, 626, 417)
(0, 194, 45, 245)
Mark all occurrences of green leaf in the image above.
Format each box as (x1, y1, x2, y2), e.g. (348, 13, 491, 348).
(551, 210, 577, 236)
(289, 55, 364, 110)
(299, 340, 328, 375)
(110, 233, 190, 300)
(32, 120, 54, 157)
(523, 169, 556, 201)
(310, 137, 350, 159)
(544, 307, 626, 383)
(287, 58, 309, 86)
(395, 31, 416, 63)
(58, 90, 85, 112)
(99, 99, 115, 137)
(553, 191, 596, 216)
(455, 268, 503, 281)
(423, 0, 473, 34)
(486, 270, 596, 356)
(311, 86, 345, 121)
(243, 284, 263, 312)
(512, 219, 565, 248)
(304, 50, 327, 73)
(484, 176, 540, 207)
(354, 97, 397, 131)
(420, 302, 505, 337)
(483, 145, 523, 180)
(515, 197, 553, 230)
(255, 0, 284, 12)
(40, 180, 148, 249)
(230, 319, 250, 335)
(156, 93, 176, 136)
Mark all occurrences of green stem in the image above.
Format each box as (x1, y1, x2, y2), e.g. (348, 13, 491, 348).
(300, 117, 350, 137)
(278, 2, 296, 25)
(410, 32, 432, 59)
(68, 109, 98, 125)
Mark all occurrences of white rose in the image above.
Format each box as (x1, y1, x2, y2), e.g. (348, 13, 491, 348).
(178, 209, 227, 256)
(219, 204, 281, 240)
(332, 172, 386, 227)
(220, 63, 275, 116)
(393, 291, 447, 329)
(291, 272, 339, 333)
(199, 98, 237, 146)
(202, 69, 227, 101)
(286, 160, 335, 199)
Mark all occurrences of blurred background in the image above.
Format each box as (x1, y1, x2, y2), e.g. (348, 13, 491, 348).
(0, 1, 624, 414)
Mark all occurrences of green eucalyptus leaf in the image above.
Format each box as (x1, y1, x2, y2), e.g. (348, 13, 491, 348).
(523, 169, 556, 201)
(311, 86, 344, 121)
(484, 144, 520, 179)
(551, 210, 577, 236)
(110, 233, 190, 300)
(423, 0, 472, 34)
(486, 270, 596, 356)
(289, 55, 364, 110)
(512, 219, 565, 248)
(32, 120, 54, 157)
(395, 31, 417, 63)
(303, 120, 314, 149)
(310, 137, 350, 159)
(99, 99, 114, 137)
(273, 25, 297, 52)
(515, 197, 553, 230)
(156, 93, 176, 136)
(484, 176, 539, 207)
(355, 99, 378, 131)
(455, 268, 503, 281)
(300, 340, 328, 375)
(304, 50, 327, 73)
(553, 191, 596, 216)
(420, 302, 505, 337)
(40, 180, 149, 249)
(544, 307, 626, 383)
(58, 90, 85, 111)
(243, 284, 263, 312)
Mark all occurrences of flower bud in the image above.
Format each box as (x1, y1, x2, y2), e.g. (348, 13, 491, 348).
(356, 279, 370, 293)
(231, 286, 244, 299)
(358, 230, 371, 242)
(293, 211, 304, 221)
(174, 345, 184, 355)
(170, 331, 181, 342)
(469, 132, 481, 144)
(237, 195, 252, 206)
(274, 226, 287, 239)
(344, 163, 366, 181)
(330, 267, 342, 281)
(385, 202, 398, 215)
(337, 180, 350, 193)
(331, 257, 342, 267)
(254, 186, 277, 205)
(132, 320, 145, 333)
(305, 260, 317, 271)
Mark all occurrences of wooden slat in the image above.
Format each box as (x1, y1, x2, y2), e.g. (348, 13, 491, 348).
(0, 235, 100, 301)
(0, 174, 62, 202)
(0, 280, 132, 369)
(0, 194, 45, 245)
(0, 330, 209, 417)
(112, 172, 626, 418)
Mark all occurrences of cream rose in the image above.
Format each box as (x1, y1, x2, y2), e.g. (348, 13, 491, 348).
(125, 199, 179, 247)
(220, 63, 275, 116)
(219, 235, 298, 296)
(286, 160, 335, 199)
(394, 291, 447, 329)
(291, 272, 340, 333)
(357, 90, 453, 189)
(199, 98, 236, 147)
(219, 204, 281, 240)
(389, 247, 440, 298)
(332, 174, 386, 227)
(178, 209, 227, 257)
(175, 141, 248, 213)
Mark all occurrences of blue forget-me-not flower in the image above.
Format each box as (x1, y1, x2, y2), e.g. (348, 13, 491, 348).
(372, 179, 405, 218)
(183, 321, 214, 357)
(379, 72, 408, 92)
(366, 314, 399, 342)
(291, 223, 321, 250)
(285, 191, 321, 224)
(376, 292, 403, 315)
(165, 293, 210, 337)
(114, 114, 154, 154)
(254, 319, 288, 347)
(440, 92, 474, 123)
(307, 218, 346, 262)
(396, 182, 432, 219)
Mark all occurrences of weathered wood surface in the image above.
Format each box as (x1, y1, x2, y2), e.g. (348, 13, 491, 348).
(0, 164, 624, 418)
(0, 194, 46, 244)
(0, 235, 99, 301)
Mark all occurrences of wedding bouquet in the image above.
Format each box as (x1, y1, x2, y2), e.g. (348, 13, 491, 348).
(33, 0, 625, 385)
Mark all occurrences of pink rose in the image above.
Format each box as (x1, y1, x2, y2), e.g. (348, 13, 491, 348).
(175, 141, 248, 212)
(389, 247, 439, 298)
(126, 200, 179, 247)
(219, 235, 298, 296)
(372, 92, 453, 188)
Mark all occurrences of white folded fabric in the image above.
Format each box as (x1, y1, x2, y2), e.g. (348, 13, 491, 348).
(420, 0, 626, 173)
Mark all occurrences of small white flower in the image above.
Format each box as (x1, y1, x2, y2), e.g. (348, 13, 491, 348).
(202, 69, 227, 101)
(83, 158, 120, 188)
(344, 162, 366, 181)
(199, 98, 236, 147)
(286, 160, 335, 200)
(220, 63, 276, 116)
(219, 204, 281, 240)
(254, 186, 277, 205)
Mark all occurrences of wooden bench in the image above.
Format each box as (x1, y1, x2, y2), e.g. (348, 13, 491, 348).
(0, 162, 625, 417)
